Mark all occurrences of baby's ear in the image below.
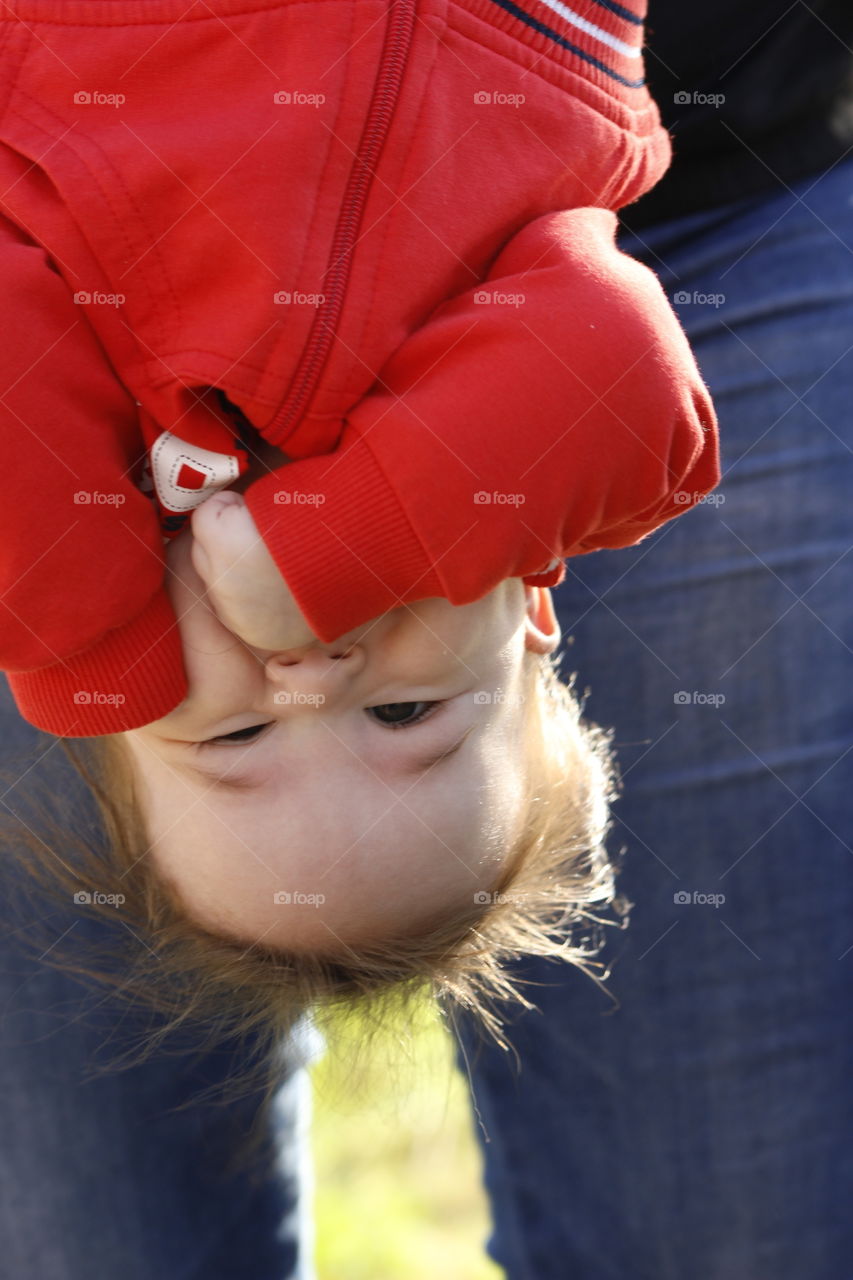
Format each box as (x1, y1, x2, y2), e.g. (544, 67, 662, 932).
(523, 585, 561, 654)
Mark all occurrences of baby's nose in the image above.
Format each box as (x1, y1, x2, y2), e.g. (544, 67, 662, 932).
(263, 642, 363, 703)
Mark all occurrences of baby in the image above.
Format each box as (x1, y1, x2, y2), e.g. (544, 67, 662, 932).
(123, 473, 595, 955)
(0, 0, 719, 1042)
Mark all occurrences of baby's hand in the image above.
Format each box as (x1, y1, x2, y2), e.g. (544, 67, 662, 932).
(190, 489, 316, 652)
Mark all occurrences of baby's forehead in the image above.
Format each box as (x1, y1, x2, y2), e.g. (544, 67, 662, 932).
(166, 759, 495, 942)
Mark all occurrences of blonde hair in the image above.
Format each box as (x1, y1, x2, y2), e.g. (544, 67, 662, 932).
(0, 649, 628, 1177)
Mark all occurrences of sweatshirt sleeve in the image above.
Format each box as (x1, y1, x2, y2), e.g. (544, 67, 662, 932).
(243, 206, 721, 644)
(0, 217, 186, 736)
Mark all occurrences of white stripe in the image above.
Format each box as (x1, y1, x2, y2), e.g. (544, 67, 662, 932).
(533, 0, 642, 58)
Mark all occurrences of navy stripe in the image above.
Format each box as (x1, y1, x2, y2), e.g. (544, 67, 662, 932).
(488, 0, 645, 88)
(589, 0, 644, 28)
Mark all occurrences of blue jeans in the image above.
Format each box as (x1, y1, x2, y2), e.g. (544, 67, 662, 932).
(454, 156, 853, 1277)
(0, 676, 321, 1279)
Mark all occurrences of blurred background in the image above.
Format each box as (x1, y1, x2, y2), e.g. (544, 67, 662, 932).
(310, 1001, 502, 1280)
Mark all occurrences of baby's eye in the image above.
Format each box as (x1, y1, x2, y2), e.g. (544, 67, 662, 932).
(368, 701, 442, 729)
(201, 701, 444, 746)
(204, 722, 272, 746)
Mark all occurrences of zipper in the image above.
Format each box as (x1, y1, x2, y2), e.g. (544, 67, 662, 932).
(264, 0, 416, 445)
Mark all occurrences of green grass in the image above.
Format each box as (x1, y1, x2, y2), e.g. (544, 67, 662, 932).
(310, 999, 505, 1280)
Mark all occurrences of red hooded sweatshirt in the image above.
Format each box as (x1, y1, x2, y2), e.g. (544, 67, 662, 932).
(0, 0, 719, 737)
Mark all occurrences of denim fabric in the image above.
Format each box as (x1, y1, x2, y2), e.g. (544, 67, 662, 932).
(454, 156, 853, 1278)
(0, 675, 322, 1280)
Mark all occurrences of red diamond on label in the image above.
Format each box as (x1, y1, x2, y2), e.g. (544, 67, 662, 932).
(176, 462, 207, 490)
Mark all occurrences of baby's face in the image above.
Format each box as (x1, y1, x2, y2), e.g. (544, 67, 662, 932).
(123, 528, 560, 953)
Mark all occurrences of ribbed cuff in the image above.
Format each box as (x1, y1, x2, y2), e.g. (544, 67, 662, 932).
(7, 586, 188, 738)
(242, 431, 445, 642)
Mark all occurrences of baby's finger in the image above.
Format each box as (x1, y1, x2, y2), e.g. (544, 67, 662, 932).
(190, 489, 260, 583)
